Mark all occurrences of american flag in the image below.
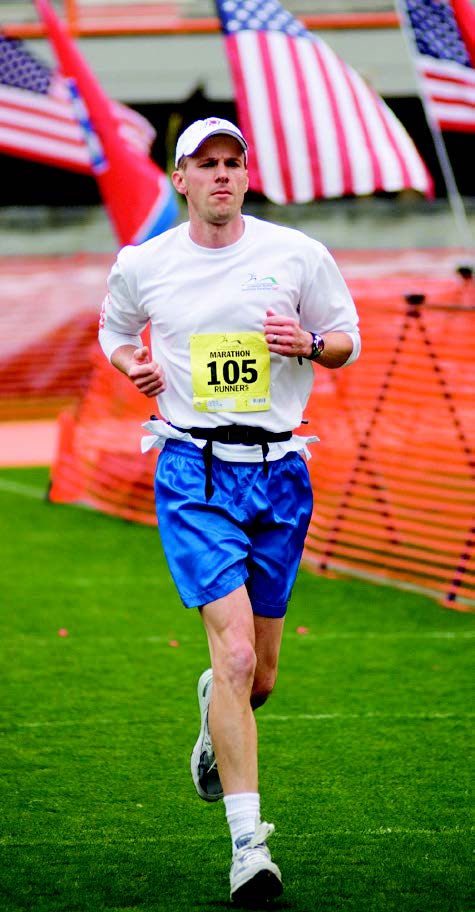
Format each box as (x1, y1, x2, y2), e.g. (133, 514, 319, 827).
(398, 0, 475, 133)
(215, 0, 433, 203)
(0, 34, 156, 174)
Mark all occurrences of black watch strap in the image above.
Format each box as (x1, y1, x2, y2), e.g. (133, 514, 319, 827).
(307, 332, 325, 361)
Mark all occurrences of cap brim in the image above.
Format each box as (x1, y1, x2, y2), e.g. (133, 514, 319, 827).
(176, 129, 248, 165)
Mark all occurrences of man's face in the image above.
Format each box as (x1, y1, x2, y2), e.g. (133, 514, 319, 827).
(172, 134, 249, 226)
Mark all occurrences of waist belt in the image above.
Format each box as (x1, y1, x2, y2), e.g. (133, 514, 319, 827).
(171, 424, 293, 501)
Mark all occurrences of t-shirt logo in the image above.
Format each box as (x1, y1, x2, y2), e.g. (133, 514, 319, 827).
(241, 274, 279, 292)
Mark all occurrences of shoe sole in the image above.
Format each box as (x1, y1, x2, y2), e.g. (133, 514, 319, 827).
(231, 868, 283, 908)
(190, 669, 223, 802)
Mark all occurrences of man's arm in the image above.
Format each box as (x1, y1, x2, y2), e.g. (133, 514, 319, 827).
(263, 309, 358, 369)
(98, 259, 166, 398)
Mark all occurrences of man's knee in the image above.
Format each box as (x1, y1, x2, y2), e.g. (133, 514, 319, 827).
(216, 640, 257, 693)
(251, 669, 277, 709)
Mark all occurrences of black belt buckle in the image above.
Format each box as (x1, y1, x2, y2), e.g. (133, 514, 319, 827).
(240, 426, 255, 446)
(223, 425, 254, 445)
(223, 426, 236, 444)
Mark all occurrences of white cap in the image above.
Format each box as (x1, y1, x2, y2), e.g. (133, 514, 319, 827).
(175, 117, 248, 167)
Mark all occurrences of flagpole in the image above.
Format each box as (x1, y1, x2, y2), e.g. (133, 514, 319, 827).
(395, 0, 474, 255)
(427, 118, 473, 250)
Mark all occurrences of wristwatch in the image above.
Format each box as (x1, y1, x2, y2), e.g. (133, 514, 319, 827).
(307, 332, 325, 361)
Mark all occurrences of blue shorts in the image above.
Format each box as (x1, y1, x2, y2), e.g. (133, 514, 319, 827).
(154, 440, 313, 618)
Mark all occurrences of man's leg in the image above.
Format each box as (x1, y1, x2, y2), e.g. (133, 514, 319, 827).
(190, 604, 285, 801)
(251, 613, 285, 709)
(200, 584, 258, 794)
(199, 586, 284, 905)
(201, 591, 286, 791)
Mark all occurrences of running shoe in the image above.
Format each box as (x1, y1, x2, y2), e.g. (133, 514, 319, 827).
(230, 821, 283, 907)
(190, 668, 223, 802)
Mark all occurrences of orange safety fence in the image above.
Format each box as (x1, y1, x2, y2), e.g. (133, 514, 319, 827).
(0, 254, 111, 421)
(45, 260, 475, 613)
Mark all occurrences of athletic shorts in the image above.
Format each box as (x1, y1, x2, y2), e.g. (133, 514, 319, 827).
(154, 439, 313, 618)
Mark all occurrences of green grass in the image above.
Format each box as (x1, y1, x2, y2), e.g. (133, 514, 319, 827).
(0, 467, 472, 912)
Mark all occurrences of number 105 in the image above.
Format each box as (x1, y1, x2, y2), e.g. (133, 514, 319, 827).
(207, 358, 258, 386)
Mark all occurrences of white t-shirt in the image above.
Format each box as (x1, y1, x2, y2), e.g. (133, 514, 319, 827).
(99, 215, 360, 461)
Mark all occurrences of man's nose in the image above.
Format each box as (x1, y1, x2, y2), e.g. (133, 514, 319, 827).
(215, 161, 229, 181)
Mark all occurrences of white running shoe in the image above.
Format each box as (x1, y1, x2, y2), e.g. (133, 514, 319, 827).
(230, 821, 283, 907)
(190, 669, 223, 802)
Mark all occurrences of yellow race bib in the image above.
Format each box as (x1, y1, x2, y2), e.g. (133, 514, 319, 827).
(190, 332, 271, 412)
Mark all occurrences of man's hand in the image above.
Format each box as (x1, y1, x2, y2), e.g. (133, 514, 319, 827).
(264, 309, 312, 358)
(127, 346, 167, 397)
(109, 344, 167, 397)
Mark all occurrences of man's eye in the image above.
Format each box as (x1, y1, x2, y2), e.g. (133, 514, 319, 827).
(198, 159, 241, 168)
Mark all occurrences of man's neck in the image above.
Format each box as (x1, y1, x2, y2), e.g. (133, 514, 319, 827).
(188, 215, 245, 249)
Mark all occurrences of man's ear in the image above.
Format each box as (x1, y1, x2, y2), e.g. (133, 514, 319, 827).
(172, 170, 187, 196)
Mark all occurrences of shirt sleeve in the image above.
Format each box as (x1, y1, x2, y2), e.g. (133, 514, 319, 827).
(98, 252, 149, 362)
(300, 243, 361, 366)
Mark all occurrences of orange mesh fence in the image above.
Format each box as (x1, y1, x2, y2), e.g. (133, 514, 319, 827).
(0, 254, 111, 420)
(50, 344, 159, 527)
(47, 264, 475, 612)
(304, 282, 475, 612)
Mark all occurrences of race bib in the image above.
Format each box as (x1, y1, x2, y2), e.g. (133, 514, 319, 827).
(190, 332, 271, 412)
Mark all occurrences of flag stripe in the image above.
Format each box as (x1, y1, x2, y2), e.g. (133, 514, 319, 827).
(267, 32, 314, 202)
(297, 39, 345, 197)
(0, 127, 91, 170)
(339, 65, 383, 193)
(0, 84, 76, 125)
(372, 102, 413, 191)
(345, 74, 399, 192)
(257, 31, 294, 203)
(287, 39, 323, 199)
(226, 33, 263, 195)
(0, 94, 87, 145)
(312, 40, 354, 196)
(232, 33, 285, 202)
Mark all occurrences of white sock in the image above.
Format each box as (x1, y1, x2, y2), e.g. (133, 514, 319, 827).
(224, 792, 261, 853)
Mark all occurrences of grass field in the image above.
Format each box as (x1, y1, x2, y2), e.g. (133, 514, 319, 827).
(0, 466, 472, 912)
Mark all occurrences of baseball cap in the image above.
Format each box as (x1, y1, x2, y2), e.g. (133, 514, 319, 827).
(175, 117, 248, 167)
